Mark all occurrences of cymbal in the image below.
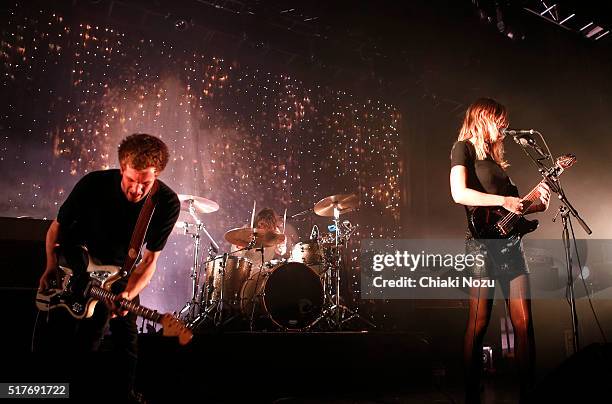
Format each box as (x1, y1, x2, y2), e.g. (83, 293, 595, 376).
(313, 193, 358, 217)
(224, 227, 286, 248)
(178, 194, 219, 214)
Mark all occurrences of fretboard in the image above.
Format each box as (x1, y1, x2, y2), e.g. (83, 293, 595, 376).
(497, 180, 543, 232)
(89, 286, 162, 323)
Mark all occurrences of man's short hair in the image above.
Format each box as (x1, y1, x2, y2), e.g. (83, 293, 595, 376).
(118, 133, 169, 173)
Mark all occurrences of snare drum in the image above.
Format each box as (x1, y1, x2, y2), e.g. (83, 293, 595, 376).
(240, 261, 324, 330)
(204, 255, 252, 307)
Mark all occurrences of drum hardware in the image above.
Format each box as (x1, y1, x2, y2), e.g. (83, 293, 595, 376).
(175, 195, 220, 324)
(179, 196, 374, 332)
(190, 226, 287, 331)
(306, 193, 376, 330)
(224, 227, 283, 331)
(187, 241, 258, 330)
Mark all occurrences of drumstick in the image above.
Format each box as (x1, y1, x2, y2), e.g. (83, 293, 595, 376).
(250, 200, 256, 229)
(283, 208, 287, 234)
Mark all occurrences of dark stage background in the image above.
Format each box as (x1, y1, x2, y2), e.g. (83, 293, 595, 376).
(1, 0, 612, 378)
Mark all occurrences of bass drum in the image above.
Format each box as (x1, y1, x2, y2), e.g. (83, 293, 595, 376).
(240, 262, 324, 330)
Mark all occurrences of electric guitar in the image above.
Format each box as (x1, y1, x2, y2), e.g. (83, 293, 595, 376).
(36, 247, 193, 345)
(468, 154, 576, 240)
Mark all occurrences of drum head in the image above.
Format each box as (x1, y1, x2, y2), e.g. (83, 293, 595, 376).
(263, 262, 324, 329)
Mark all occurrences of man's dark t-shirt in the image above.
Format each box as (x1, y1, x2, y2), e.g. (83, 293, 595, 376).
(57, 169, 180, 267)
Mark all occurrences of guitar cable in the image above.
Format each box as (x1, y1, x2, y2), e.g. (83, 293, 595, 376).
(568, 216, 608, 344)
(30, 309, 44, 353)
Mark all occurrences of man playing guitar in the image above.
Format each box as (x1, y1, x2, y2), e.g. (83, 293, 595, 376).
(37, 133, 180, 402)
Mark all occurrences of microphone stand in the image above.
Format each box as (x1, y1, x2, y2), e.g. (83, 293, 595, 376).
(513, 131, 592, 354)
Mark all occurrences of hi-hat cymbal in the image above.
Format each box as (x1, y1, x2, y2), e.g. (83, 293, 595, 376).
(224, 227, 285, 248)
(178, 194, 219, 214)
(313, 193, 358, 217)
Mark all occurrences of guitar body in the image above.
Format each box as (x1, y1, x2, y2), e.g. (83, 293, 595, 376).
(469, 206, 539, 239)
(36, 252, 121, 319)
(36, 246, 193, 345)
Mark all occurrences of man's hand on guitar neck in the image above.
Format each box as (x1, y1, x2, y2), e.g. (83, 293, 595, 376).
(109, 291, 130, 318)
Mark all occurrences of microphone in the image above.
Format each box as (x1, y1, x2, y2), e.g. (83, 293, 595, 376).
(502, 128, 538, 146)
(503, 128, 548, 157)
(501, 128, 535, 136)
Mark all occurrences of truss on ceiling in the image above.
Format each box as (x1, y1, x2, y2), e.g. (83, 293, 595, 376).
(523, 1, 610, 41)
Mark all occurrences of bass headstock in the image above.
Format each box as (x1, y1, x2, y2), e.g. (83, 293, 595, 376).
(556, 154, 576, 170)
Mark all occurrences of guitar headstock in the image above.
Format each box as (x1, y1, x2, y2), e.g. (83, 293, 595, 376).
(160, 313, 193, 345)
(556, 154, 576, 170)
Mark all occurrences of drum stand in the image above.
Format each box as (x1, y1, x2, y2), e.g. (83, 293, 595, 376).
(177, 201, 219, 323)
(188, 253, 229, 330)
(306, 205, 375, 331)
(188, 242, 258, 331)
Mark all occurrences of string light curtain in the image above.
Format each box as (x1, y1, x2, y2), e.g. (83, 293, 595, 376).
(0, 6, 402, 312)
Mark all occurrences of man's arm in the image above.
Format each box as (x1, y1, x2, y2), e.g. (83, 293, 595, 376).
(112, 248, 160, 316)
(38, 219, 61, 290)
(122, 248, 160, 300)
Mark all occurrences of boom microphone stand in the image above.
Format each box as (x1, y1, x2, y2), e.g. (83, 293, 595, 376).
(512, 130, 591, 353)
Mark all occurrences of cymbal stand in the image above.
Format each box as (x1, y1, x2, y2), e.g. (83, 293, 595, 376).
(177, 200, 219, 323)
(306, 204, 376, 330)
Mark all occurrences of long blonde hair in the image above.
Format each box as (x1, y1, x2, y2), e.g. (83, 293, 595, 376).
(458, 98, 509, 168)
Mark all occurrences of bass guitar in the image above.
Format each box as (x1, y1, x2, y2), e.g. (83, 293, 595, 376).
(468, 154, 576, 240)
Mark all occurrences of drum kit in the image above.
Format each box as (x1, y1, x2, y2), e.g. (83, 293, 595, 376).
(174, 192, 375, 332)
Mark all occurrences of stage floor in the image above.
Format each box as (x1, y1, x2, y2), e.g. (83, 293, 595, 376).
(3, 330, 610, 402)
(135, 331, 494, 403)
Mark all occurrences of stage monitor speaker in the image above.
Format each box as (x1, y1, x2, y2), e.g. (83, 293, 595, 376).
(0, 217, 52, 353)
(0, 216, 51, 288)
(529, 343, 612, 403)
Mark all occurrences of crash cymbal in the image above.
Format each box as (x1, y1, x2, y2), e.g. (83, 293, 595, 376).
(313, 193, 358, 217)
(224, 227, 286, 248)
(178, 194, 219, 214)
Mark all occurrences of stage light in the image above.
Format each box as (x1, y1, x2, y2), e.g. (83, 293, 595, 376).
(175, 18, 191, 32)
(585, 25, 603, 38)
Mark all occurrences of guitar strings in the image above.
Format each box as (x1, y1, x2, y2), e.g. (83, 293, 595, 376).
(497, 184, 542, 230)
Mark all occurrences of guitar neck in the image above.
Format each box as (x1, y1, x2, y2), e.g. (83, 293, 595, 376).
(88, 285, 162, 323)
(502, 180, 544, 220)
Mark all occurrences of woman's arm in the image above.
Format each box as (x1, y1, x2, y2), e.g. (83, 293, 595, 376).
(450, 165, 524, 214)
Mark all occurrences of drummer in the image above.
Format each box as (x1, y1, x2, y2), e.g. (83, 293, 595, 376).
(230, 208, 291, 272)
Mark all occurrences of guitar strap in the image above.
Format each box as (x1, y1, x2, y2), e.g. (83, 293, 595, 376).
(119, 180, 159, 279)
